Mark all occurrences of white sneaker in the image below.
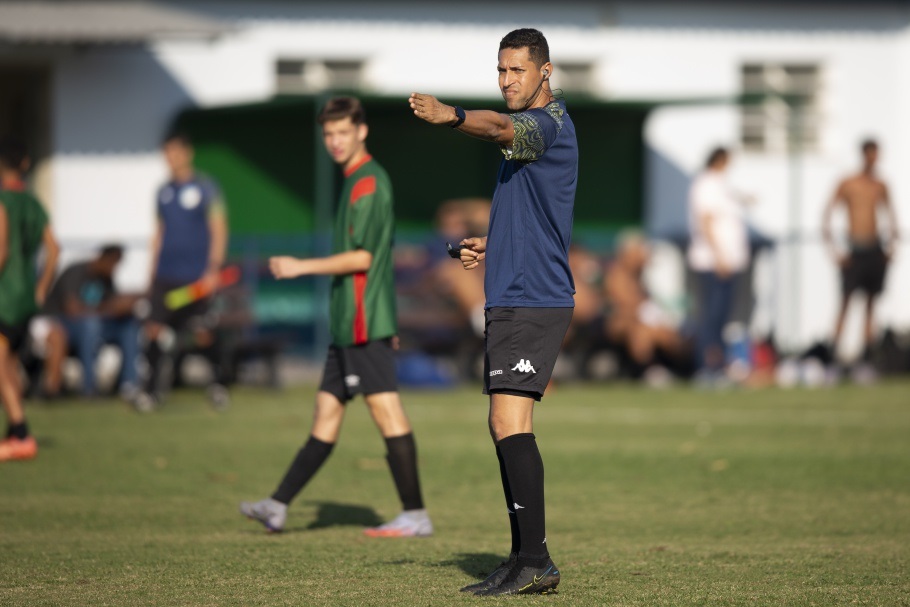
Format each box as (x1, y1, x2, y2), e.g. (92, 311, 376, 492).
(240, 498, 287, 532)
(363, 509, 433, 537)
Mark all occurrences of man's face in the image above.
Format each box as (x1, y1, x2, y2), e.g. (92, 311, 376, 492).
(95, 254, 121, 278)
(322, 117, 367, 166)
(498, 47, 545, 111)
(162, 140, 193, 175)
(863, 146, 879, 167)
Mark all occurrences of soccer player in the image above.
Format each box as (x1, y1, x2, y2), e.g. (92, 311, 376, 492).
(822, 139, 900, 379)
(409, 28, 576, 595)
(239, 97, 433, 538)
(0, 137, 59, 461)
(136, 132, 229, 412)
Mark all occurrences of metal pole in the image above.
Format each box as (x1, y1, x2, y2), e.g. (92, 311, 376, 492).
(786, 99, 803, 353)
(313, 94, 333, 358)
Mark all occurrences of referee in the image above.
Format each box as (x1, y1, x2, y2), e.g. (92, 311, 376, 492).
(410, 28, 577, 595)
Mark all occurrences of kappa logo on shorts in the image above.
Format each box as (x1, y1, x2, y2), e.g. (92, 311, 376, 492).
(489, 369, 503, 376)
(511, 359, 536, 374)
(344, 374, 361, 388)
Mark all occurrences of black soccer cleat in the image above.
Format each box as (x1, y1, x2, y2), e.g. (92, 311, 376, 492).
(475, 556, 560, 596)
(459, 553, 516, 593)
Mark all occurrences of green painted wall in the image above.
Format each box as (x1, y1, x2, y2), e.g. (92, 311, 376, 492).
(175, 95, 649, 238)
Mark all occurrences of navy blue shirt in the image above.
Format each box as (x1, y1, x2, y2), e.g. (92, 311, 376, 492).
(155, 175, 223, 284)
(484, 99, 577, 308)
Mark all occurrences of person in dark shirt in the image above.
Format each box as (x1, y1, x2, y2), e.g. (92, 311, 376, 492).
(136, 132, 229, 412)
(0, 137, 59, 462)
(44, 245, 140, 398)
(409, 28, 575, 596)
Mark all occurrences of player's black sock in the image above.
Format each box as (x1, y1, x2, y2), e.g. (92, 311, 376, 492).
(8, 421, 29, 440)
(384, 432, 425, 511)
(145, 341, 164, 394)
(271, 435, 335, 505)
(497, 433, 548, 560)
(496, 444, 521, 554)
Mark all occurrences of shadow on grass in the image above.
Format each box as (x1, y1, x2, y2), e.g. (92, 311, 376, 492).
(436, 552, 506, 580)
(298, 501, 383, 530)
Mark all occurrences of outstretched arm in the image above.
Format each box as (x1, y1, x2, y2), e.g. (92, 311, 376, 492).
(409, 93, 514, 146)
(270, 250, 373, 280)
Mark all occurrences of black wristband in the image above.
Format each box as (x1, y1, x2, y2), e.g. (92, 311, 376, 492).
(450, 106, 466, 128)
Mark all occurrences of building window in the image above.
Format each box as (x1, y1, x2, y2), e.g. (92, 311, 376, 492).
(740, 63, 821, 153)
(276, 59, 364, 93)
(553, 62, 596, 94)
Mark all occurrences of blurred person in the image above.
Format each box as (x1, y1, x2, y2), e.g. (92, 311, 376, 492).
(604, 232, 688, 382)
(410, 27, 573, 595)
(687, 147, 750, 384)
(0, 137, 59, 461)
(433, 199, 488, 337)
(240, 97, 433, 538)
(136, 132, 229, 412)
(822, 139, 900, 378)
(42, 245, 141, 398)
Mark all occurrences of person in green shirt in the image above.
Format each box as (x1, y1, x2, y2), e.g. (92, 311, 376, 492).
(0, 138, 59, 462)
(240, 97, 432, 537)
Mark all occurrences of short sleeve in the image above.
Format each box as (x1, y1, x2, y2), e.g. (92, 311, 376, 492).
(201, 178, 226, 218)
(348, 176, 385, 252)
(502, 103, 565, 163)
(691, 177, 726, 216)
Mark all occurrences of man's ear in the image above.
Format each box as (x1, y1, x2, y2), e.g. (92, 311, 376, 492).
(358, 124, 369, 143)
(542, 62, 553, 80)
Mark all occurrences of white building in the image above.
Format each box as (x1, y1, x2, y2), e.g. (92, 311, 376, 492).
(2, 0, 908, 356)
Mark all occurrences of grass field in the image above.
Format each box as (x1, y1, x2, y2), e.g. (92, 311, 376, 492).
(1, 380, 909, 606)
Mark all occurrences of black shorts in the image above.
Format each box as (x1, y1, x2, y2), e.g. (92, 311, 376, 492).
(483, 307, 573, 402)
(842, 244, 888, 296)
(318, 338, 399, 403)
(149, 279, 212, 330)
(0, 319, 29, 353)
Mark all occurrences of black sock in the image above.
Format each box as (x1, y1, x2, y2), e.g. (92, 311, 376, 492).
(144, 341, 164, 394)
(497, 433, 548, 560)
(496, 445, 521, 554)
(271, 435, 335, 505)
(384, 433, 425, 511)
(8, 422, 29, 440)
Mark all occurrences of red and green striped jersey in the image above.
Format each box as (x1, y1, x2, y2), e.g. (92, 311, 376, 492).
(0, 188, 49, 325)
(329, 155, 397, 346)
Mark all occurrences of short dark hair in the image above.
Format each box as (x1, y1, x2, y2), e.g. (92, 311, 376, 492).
(499, 28, 550, 68)
(861, 138, 878, 153)
(705, 146, 729, 168)
(0, 137, 28, 170)
(162, 130, 192, 148)
(99, 244, 124, 260)
(318, 96, 366, 125)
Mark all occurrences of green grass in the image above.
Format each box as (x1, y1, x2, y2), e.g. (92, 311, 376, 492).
(1, 381, 909, 606)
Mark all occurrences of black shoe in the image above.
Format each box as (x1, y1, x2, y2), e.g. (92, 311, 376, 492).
(476, 556, 560, 596)
(460, 553, 516, 593)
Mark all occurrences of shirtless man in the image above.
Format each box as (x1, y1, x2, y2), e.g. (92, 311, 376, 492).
(822, 139, 900, 366)
(603, 233, 686, 375)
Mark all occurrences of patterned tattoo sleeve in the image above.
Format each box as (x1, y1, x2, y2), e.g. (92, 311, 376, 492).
(502, 102, 565, 162)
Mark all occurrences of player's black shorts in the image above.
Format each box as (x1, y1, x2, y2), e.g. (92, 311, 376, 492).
(0, 318, 29, 353)
(842, 243, 888, 296)
(148, 278, 212, 330)
(318, 338, 399, 403)
(483, 307, 573, 402)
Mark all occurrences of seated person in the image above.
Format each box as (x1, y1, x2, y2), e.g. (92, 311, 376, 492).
(42, 245, 141, 397)
(603, 232, 688, 376)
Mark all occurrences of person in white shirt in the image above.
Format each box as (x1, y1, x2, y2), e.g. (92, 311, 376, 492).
(687, 147, 750, 378)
